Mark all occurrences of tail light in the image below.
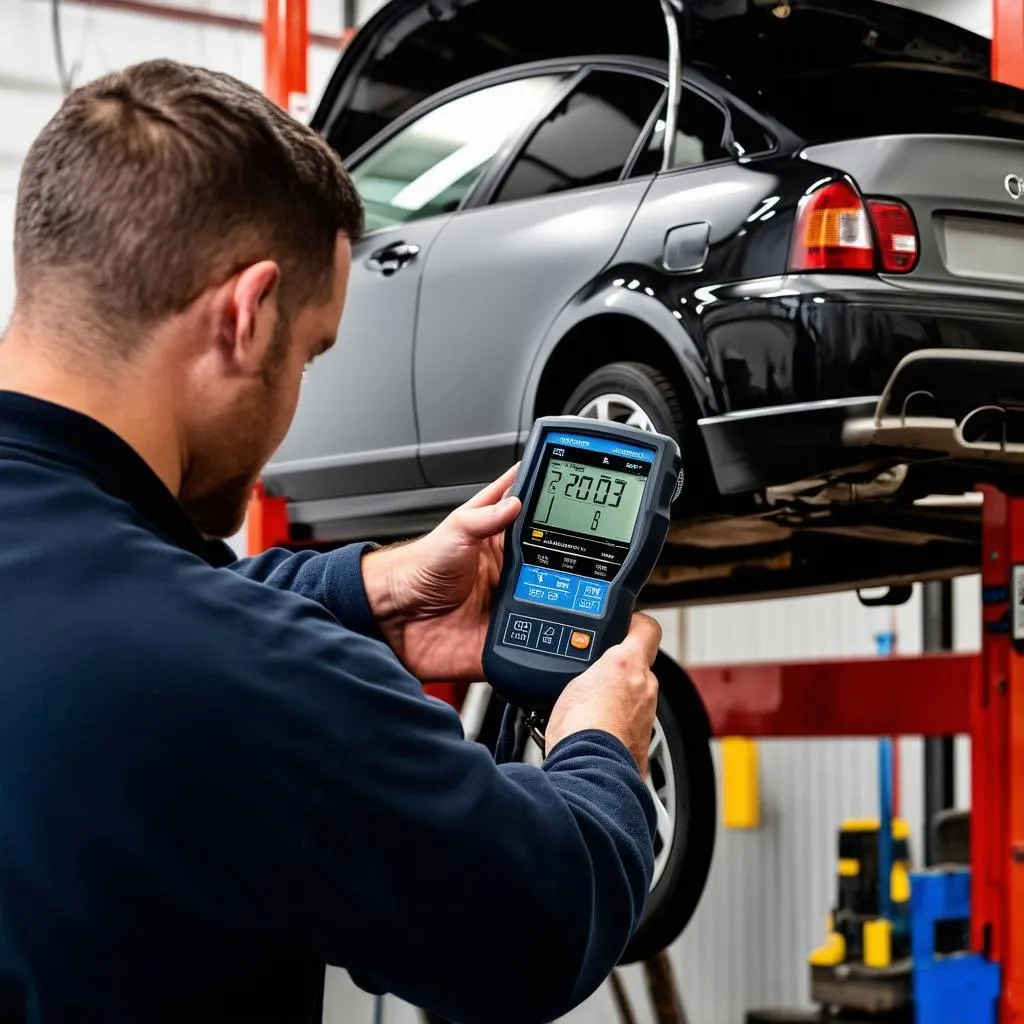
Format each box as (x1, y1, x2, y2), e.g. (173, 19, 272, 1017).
(867, 199, 919, 272)
(789, 180, 919, 274)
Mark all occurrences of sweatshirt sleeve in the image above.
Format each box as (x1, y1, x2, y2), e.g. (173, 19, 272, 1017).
(298, 639, 658, 1024)
(148, 574, 657, 1024)
(224, 542, 382, 640)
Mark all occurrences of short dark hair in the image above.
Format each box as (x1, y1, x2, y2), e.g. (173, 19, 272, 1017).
(14, 59, 364, 355)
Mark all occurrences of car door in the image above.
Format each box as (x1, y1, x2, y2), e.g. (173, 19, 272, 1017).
(266, 73, 566, 502)
(412, 67, 668, 488)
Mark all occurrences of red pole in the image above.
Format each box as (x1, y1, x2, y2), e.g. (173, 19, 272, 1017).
(889, 606, 901, 819)
(264, 0, 309, 114)
(971, 488, 1024, 1023)
(993, 0, 1024, 90)
(975, 9, 1024, 1017)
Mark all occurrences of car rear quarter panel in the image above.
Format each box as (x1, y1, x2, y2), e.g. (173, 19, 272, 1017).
(521, 156, 811, 429)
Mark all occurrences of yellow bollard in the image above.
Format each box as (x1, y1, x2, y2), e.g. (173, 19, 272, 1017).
(721, 737, 760, 829)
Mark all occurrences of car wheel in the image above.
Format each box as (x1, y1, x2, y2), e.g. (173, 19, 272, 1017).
(563, 362, 685, 441)
(471, 653, 716, 964)
(619, 651, 716, 964)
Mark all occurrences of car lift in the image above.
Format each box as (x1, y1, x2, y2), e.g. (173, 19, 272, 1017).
(253, 1, 1024, 1020)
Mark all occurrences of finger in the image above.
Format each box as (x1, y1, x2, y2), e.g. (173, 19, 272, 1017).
(451, 495, 522, 542)
(464, 464, 521, 510)
(619, 613, 663, 666)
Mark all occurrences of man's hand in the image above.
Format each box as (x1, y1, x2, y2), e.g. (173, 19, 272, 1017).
(545, 614, 661, 774)
(361, 466, 521, 682)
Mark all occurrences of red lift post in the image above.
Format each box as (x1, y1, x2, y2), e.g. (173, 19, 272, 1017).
(251, 2, 1024, 1016)
(263, 0, 308, 113)
(250, 0, 310, 552)
(984, 7, 1024, 1015)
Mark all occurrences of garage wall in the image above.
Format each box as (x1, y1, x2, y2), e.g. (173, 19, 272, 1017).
(0, 4, 981, 1024)
(882, 0, 991, 37)
(0, 0, 361, 323)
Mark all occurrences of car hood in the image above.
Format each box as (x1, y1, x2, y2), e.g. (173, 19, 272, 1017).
(313, 0, 989, 159)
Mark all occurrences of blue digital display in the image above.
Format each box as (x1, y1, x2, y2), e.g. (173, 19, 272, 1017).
(544, 431, 655, 464)
(513, 564, 610, 617)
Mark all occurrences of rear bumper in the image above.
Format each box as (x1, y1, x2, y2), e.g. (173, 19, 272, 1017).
(699, 396, 879, 494)
(702, 274, 1024, 410)
(697, 276, 1024, 493)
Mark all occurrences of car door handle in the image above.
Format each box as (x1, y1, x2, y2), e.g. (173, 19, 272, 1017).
(366, 241, 421, 276)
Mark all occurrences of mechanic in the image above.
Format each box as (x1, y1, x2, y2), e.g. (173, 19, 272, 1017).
(0, 60, 663, 1024)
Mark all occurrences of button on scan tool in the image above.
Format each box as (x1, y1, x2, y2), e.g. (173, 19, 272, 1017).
(536, 623, 564, 651)
(565, 629, 594, 661)
(502, 615, 537, 648)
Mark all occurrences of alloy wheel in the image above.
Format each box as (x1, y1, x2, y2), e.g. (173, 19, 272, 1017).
(524, 717, 677, 892)
(646, 717, 677, 888)
(576, 393, 658, 434)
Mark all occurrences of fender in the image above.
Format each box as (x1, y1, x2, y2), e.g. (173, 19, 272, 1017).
(517, 268, 723, 442)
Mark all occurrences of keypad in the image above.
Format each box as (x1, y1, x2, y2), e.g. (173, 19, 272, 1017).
(500, 613, 594, 662)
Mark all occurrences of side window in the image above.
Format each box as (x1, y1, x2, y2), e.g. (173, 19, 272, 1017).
(630, 87, 730, 177)
(350, 75, 564, 233)
(728, 104, 777, 158)
(492, 70, 665, 205)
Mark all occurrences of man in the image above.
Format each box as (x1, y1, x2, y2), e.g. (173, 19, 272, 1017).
(0, 60, 662, 1024)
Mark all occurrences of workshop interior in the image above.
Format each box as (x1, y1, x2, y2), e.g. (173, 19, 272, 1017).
(8, 0, 1024, 1020)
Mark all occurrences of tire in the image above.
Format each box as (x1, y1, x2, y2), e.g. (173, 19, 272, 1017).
(619, 652, 716, 964)
(562, 362, 686, 442)
(472, 652, 716, 963)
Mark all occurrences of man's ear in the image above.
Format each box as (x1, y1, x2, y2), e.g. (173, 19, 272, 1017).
(229, 261, 281, 374)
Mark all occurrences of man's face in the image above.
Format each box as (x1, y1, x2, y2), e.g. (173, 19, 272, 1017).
(179, 234, 351, 538)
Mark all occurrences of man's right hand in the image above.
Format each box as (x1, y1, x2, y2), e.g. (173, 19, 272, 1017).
(545, 613, 661, 775)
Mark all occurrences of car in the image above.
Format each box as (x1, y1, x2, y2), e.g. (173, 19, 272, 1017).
(261, 0, 1024, 965)
(267, 0, 1024, 608)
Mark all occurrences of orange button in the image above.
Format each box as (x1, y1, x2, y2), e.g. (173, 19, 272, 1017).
(569, 631, 591, 651)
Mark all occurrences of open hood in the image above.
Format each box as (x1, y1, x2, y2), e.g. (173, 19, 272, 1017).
(312, 0, 991, 160)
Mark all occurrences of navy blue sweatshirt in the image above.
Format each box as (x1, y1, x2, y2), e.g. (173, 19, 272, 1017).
(0, 392, 655, 1024)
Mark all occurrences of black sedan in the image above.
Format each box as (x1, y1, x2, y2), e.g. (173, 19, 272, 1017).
(267, 0, 1024, 608)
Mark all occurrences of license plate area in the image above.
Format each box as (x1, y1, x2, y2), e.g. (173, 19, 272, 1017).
(938, 213, 1024, 285)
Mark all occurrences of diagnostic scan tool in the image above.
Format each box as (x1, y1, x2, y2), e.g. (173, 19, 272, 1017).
(483, 416, 682, 711)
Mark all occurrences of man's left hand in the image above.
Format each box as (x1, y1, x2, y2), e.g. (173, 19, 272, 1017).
(361, 465, 521, 682)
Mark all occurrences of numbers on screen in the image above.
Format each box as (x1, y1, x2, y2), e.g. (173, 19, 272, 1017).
(575, 475, 595, 502)
(548, 469, 562, 493)
(591, 510, 601, 532)
(594, 476, 612, 505)
(609, 479, 626, 508)
(564, 473, 580, 497)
